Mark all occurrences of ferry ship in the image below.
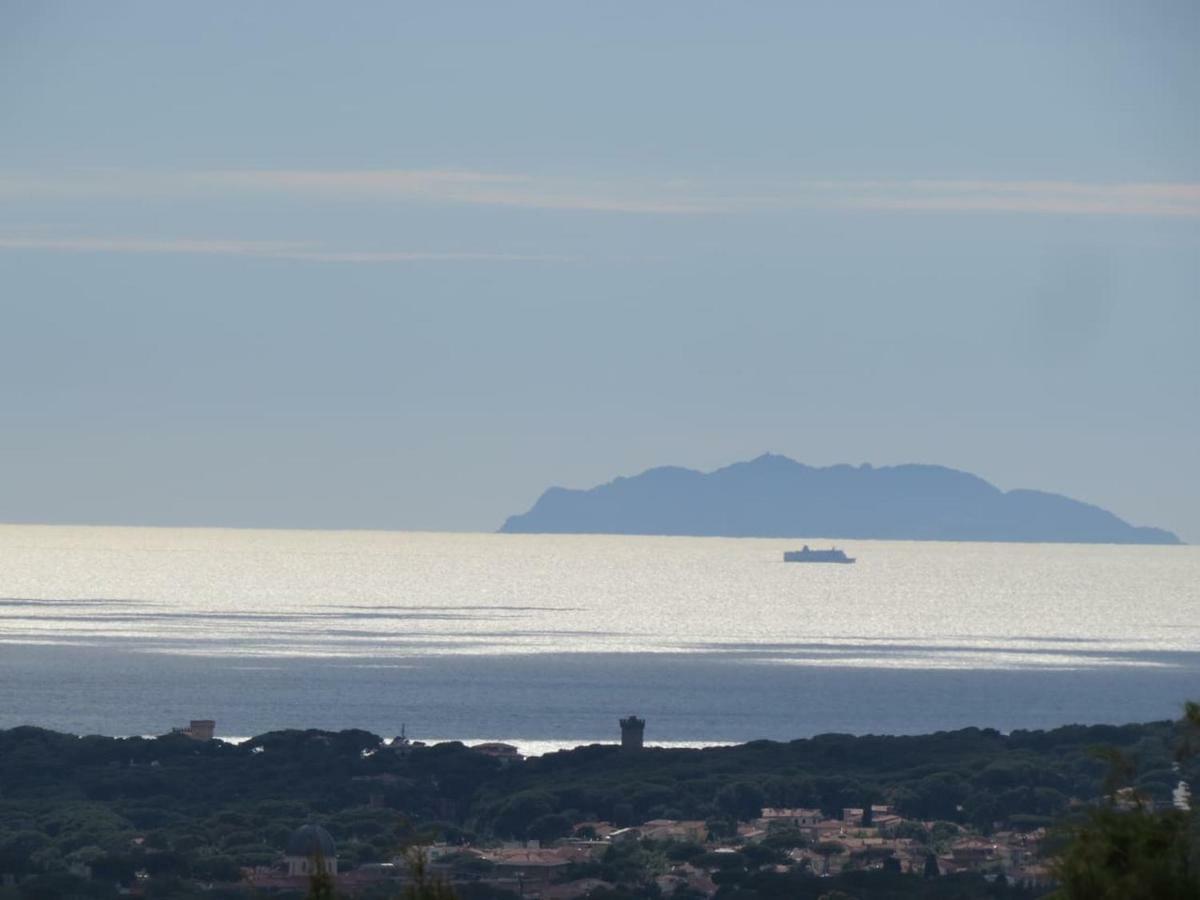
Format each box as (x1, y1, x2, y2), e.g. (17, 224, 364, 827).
(783, 545, 855, 564)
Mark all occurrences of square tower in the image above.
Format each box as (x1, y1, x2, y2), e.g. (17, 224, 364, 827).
(619, 715, 645, 751)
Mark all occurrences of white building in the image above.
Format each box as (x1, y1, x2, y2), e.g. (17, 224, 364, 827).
(285, 824, 338, 878)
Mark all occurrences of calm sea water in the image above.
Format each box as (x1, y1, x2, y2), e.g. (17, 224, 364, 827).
(1, 524, 1196, 752)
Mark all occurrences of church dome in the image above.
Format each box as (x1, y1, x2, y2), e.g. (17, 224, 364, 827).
(286, 824, 336, 859)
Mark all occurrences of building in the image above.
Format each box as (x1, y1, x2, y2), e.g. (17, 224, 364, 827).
(948, 837, 997, 866)
(841, 805, 895, 826)
(471, 742, 524, 763)
(761, 808, 823, 828)
(640, 819, 708, 843)
(477, 847, 579, 888)
(620, 716, 645, 751)
(285, 824, 338, 878)
(171, 719, 215, 741)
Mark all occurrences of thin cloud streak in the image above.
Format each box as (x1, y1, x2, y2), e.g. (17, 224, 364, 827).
(0, 236, 573, 263)
(2, 169, 1198, 217)
(0, 169, 719, 214)
(831, 180, 1200, 217)
(201, 170, 1200, 216)
(197, 169, 724, 214)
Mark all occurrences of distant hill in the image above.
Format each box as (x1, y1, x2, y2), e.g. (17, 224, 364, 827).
(499, 454, 1181, 544)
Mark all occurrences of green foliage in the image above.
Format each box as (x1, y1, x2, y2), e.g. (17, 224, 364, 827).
(884, 820, 929, 844)
(739, 842, 788, 869)
(739, 868, 1041, 899)
(1050, 807, 1198, 899)
(524, 813, 572, 843)
(928, 820, 961, 853)
(663, 839, 705, 863)
(307, 865, 336, 900)
(0, 714, 1190, 898)
(922, 852, 940, 878)
(704, 817, 736, 840)
(597, 838, 667, 885)
(1048, 701, 1200, 899)
(489, 792, 556, 837)
(760, 826, 808, 851)
(0, 833, 50, 876)
(715, 782, 766, 821)
(191, 854, 241, 881)
(401, 848, 458, 900)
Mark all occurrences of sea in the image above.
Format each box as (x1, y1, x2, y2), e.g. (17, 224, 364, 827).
(1, 524, 1197, 755)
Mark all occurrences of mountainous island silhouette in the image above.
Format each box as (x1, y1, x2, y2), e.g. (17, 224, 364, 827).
(500, 454, 1180, 544)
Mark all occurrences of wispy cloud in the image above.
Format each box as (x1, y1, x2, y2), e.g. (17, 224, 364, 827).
(2, 169, 1198, 217)
(197, 170, 1200, 216)
(193, 169, 726, 214)
(0, 236, 571, 263)
(0, 169, 722, 214)
(825, 179, 1200, 217)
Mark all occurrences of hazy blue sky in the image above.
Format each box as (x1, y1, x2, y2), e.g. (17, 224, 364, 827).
(2, 2, 1198, 539)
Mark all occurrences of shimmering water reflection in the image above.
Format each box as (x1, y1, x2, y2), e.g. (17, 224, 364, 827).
(0, 525, 1196, 739)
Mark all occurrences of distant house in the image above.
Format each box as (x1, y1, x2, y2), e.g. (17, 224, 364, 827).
(606, 827, 642, 843)
(841, 804, 896, 827)
(949, 837, 997, 866)
(170, 719, 215, 741)
(760, 807, 823, 828)
(640, 819, 708, 843)
(470, 742, 524, 763)
(657, 867, 717, 897)
(477, 847, 578, 887)
(736, 823, 768, 842)
(570, 820, 617, 840)
(540, 878, 615, 899)
(285, 824, 338, 878)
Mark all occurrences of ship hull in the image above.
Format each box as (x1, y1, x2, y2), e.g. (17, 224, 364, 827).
(783, 549, 855, 563)
(783, 558, 856, 564)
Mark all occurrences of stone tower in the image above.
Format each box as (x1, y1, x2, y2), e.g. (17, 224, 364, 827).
(619, 715, 645, 751)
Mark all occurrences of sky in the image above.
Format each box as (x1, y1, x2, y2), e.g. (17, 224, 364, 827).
(1, 1, 1198, 539)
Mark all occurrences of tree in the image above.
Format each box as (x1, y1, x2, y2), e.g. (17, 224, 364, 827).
(525, 813, 571, 843)
(928, 820, 960, 853)
(192, 854, 242, 882)
(491, 792, 555, 838)
(0, 831, 50, 876)
(847, 845, 896, 871)
(1050, 807, 1197, 899)
(761, 826, 808, 851)
(922, 852, 940, 878)
(402, 847, 458, 900)
(813, 841, 845, 876)
(740, 842, 786, 869)
(886, 821, 929, 844)
(1049, 701, 1200, 899)
(306, 851, 336, 900)
(715, 782, 766, 822)
(911, 772, 969, 820)
(705, 817, 736, 841)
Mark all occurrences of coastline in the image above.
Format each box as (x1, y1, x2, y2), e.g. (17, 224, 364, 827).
(4, 642, 1198, 744)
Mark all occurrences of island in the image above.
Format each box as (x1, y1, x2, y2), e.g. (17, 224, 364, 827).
(499, 454, 1180, 544)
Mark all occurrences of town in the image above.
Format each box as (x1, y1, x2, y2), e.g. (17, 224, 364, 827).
(3, 710, 1195, 899)
(239, 801, 1053, 897)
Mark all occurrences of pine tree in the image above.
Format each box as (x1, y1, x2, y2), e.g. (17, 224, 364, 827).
(306, 851, 336, 900)
(922, 852, 940, 878)
(1050, 701, 1200, 899)
(402, 847, 458, 900)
